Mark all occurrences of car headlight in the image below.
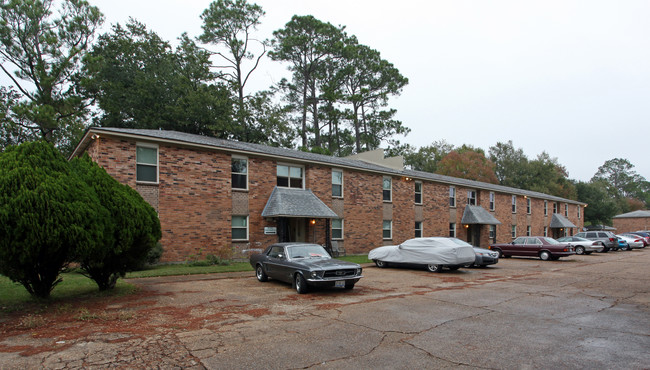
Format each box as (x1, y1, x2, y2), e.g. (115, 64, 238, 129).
(311, 271, 321, 279)
(356, 267, 362, 275)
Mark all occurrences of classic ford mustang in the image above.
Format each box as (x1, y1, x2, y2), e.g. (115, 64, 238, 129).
(249, 243, 363, 294)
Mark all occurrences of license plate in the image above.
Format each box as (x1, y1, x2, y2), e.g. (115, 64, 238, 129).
(335, 280, 345, 288)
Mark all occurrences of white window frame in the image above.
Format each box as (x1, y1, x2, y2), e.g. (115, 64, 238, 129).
(414, 181, 423, 204)
(332, 218, 344, 240)
(467, 190, 477, 206)
(526, 225, 531, 236)
(449, 186, 456, 207)
(383, 177, 392, 202)
(553, 202, 558, 214)
(415, 221, 423, 238)
(544, 201, 548, 216)
(136, 143, 159, 184)
(231, 156, 248, 190)
(489, 225, 496, 242)
(578, 205, 581, 219)
(544, 226, 548, 237)
(527, 198, 532, 214)
(489, 192, 495, 211)
(383, 220, 392, 240)
(232, 215, 249, 241)
(564, 203, 568, 217)
(511, 225, 517, 239)
(277, 163, 304, 189)
(449, 223, 456, 238)
(332, 169, 343, 198)
(512, 195, 517, 213)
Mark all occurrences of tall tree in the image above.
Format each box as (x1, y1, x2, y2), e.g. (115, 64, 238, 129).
(199, 0, 266, 141)
(591, 158, 649, 211)
(270, 15, 346, 148)
(82, 20, 235, 137)
(395, 140, 454, 173)
(337, 38, 409, 152)
(488, 140, 530, 188)
(437, 150, 498, 184)
(0, 0, 103, 153)
(576, 180, 618, 225)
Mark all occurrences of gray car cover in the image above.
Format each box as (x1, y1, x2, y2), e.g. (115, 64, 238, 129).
(368, 237, 476, 265)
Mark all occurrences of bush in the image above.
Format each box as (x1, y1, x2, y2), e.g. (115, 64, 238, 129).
(0, 141, 104, 298)
(71, 154, 161, 290)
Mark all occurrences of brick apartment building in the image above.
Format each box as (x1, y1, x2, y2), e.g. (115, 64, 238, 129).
(71, 128, 585, 262)
(613, 210, 650, 233)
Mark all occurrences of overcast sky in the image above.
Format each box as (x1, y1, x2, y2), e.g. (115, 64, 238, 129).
(88, 0, 650, 182)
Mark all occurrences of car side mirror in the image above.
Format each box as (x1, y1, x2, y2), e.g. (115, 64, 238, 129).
(277, 253, 284, 259)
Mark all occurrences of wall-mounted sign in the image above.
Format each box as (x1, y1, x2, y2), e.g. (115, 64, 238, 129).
(264, 227, 277, 235)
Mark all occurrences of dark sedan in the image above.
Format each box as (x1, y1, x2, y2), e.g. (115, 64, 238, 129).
(250, 243, 363, 294)
(465, 247, 499, 267)
(489, 236, 575, 261)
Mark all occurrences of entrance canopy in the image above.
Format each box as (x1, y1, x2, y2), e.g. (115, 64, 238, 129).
(549, 213, 576, 228)
(262, 187, 338, 218)
(461, 205, 502, 225)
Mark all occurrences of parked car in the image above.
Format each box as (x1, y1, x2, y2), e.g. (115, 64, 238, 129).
(368, 237, 476, 272)
(465, 247, 499, 267)
(574, 231, 619, 252)
(556, 236, 604, 255)
(627, 231, 650, 247)
(250, 243, 363, 294)
(488, 236, 575, 261)
(616, 234, 644, 250)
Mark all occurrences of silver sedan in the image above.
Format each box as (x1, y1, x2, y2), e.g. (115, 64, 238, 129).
(556, 236, 604, 255)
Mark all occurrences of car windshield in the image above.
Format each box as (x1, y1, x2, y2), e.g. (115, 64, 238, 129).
(287, 245, 331, 259)
(541, 237, 561, 245)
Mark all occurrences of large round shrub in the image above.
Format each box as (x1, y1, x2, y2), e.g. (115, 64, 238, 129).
(0, 141, 103, 298)
(71, 154, 161, 290)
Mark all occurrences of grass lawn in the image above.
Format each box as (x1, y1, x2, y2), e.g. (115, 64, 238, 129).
(1, 255, 372, 310)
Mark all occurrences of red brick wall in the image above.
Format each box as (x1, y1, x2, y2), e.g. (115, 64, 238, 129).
(84, 134, 584, 261)
(613, 217, 650, 233)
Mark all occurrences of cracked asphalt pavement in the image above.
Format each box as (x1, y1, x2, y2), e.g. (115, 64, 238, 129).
(1, 249, 649, 369)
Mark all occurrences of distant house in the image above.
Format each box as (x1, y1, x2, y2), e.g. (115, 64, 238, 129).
(612, 210, 650, 233)
(71, 128, 586, 262)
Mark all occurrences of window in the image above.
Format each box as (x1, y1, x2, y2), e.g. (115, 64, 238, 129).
(544, 201, 548, 216)
(467, 190, 477, 205)
(512, 195, 517, 213)
(383, 220, 392, 239)
(526, 225, 531, 236)
(332, 218, 343, 239)
(414, 181, 422, 204)
(544, 226, 548, 237)
(449, 223, 456, 238)
(564, 203, 568, 217)
(511, 225, 517, 238)
(449, 186, 456, 207)
(277, 164, 303, 188)
(527, 198, 531, 214)
(553, 202, 558, 214)
(136, 144, 158, 183)
(383, 177, 392, 202)
(232, 216, 248, 240)
(577, 205, 581, 219)
(489, 192, 495, 211)
(332, 170, 343, 197)
(231, 157, 248, 190)
(413, 221, 423, 238)
(489, 225, 496, 243)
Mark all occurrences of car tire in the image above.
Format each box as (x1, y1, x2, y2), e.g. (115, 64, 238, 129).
(374, 260, 387, 268)
(575, 246, 585, 255)
(255, 265, 268, 282)
(539, 251, 552, 261)
(344, 281, 355, 290)
(295, 273, 308, 294)
(426, 264, 442, 273)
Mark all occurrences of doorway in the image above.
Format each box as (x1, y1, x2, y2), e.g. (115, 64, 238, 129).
(467, 225, 481, 247)
(288, 218, 307, 242)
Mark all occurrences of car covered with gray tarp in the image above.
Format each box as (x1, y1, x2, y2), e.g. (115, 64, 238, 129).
(369, 237, 476, 272)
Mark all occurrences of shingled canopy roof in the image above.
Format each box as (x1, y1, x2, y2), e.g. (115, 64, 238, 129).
(261, 187, 338, 218)
(461, 205, 502, 225)
(549, 213, 577, 228)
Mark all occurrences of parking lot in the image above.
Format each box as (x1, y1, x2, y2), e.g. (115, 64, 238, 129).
(1, 250, 649, 369)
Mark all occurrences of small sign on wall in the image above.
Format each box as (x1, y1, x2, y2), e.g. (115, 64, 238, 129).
(264, 227, 277, 235)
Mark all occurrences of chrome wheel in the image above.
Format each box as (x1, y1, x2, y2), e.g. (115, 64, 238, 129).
(426, 264, 442, 273)
(255, 265, 268, 282)
(539, 251, 551, 261)
(295, 273, 308, 294)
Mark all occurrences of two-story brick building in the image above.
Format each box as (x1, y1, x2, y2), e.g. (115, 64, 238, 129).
(71, 128, 585, 262)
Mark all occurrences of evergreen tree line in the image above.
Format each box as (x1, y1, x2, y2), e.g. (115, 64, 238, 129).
(0, 0, 409, 157)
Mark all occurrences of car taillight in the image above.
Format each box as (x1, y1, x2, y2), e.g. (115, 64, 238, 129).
(609, 238, 615, 242)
